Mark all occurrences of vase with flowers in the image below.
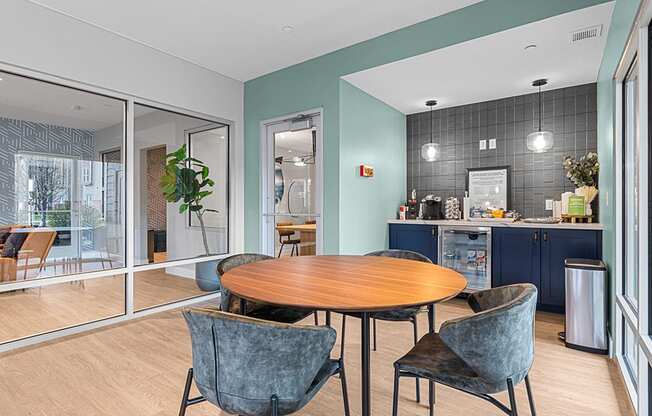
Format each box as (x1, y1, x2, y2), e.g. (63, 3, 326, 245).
(563, 152, 600, 216)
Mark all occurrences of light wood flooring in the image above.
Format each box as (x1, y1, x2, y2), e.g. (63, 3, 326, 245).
(0, 269, 206, 343)
(0, 299, 634, 416)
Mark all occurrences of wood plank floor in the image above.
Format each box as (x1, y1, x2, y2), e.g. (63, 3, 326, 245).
(0, 270, 206, 343)
(0, 299, 634, 416)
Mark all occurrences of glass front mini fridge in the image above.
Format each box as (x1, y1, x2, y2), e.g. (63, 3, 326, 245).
(438, 225, 491, 292)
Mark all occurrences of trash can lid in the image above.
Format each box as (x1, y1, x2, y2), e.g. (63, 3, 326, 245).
(564, 258, 606, 270)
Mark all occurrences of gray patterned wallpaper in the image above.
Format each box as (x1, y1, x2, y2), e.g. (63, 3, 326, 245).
(0, 117, 95, 224)
(406, 83, 597, 218)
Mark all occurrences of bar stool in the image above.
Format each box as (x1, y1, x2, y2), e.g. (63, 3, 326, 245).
(276, 222, 301, 257)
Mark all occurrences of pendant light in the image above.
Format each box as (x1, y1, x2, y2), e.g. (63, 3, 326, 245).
(421, 100, 440, 161)
(527, 78, 553, 153)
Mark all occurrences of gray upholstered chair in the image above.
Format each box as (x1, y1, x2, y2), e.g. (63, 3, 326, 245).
(180, 308, 350, 416)
(218, 253, 317, 324)
(338, 249, 431, 402)
(392, 284, 538, 416)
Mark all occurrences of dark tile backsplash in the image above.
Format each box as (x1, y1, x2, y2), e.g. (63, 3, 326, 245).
(406, 83, 598, 218)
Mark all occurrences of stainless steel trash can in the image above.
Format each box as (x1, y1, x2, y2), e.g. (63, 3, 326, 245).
(564, 258, 608, 354)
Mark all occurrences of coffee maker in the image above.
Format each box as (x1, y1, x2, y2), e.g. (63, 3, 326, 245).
(420, 195, 444, 220)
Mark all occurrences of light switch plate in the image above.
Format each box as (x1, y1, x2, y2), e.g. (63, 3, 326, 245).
(479, 139, 486, 150)
(545, 199, 553, 211)
(489, 138, 497, 149)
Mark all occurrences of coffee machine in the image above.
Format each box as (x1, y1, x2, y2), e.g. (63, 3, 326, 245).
(420, 195, 444, 220)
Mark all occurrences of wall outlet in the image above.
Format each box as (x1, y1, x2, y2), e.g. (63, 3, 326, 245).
(479, 139, 486, 150)
(545, 199, 554, 211)
(489, 138, 497, 149)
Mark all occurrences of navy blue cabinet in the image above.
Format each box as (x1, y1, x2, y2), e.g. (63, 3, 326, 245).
(492, 228, 541, 298)
(492, 227, 601, 312)
(390, 223, 602, 313)
(389, 224, 438, 263)
(540, 229, 602, 310)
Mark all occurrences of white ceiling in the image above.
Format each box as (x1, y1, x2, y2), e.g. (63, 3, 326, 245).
(343, 2, 615, 114)
(29, 0, 483, 82)
(0, 71, 124, 130)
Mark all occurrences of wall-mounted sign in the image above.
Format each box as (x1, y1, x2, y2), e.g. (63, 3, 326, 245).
(466, 166, 510, 210)
(359, 164, 374, 177)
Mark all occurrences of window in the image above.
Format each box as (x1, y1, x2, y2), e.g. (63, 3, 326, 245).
(132, 104, 229, 266)
(624, 318, 639, 387)
(0, 68, 231, 347)
(623, 56, 640, 308)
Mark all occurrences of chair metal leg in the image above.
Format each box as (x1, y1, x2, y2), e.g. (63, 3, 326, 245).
(429, 380, 435, 416)
(278, 242, 285, 258)
(525, 375, 536, 416)
(373, 318, 377, 351)
(412, 316, 420, 403)
(392, 366, 400, 416)
(339, 359, 351, 416)
(340, 314, 347, 359)
(326, 311, 332, 327)
(271, 395, 279, 416)
(507, 378, 518, 416)
(178, 368, 194, 416)
(314, 311, 319, 325)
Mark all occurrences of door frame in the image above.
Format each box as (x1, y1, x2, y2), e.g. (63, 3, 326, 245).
(259, 108, 324, 256)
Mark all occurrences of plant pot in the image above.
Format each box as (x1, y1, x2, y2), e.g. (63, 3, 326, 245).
(195, 260, 220, 292)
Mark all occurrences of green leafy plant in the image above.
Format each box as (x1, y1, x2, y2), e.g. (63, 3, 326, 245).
(161, 144, 217, 255)
(563, 152, 599, 187)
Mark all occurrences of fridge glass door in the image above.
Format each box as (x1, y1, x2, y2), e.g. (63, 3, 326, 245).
(440, 228, 491, 291)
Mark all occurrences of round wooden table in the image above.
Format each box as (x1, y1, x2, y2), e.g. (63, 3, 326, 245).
(221, 255, 467, 416)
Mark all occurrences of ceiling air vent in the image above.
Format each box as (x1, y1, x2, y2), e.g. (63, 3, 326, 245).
(570, 25, 603, 43)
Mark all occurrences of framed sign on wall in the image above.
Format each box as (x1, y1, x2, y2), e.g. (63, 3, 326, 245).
(466, 166, 510, 211)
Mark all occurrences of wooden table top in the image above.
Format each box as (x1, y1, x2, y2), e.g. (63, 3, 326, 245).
(275, 224, 317, 232)
(221, 255, 467, 312)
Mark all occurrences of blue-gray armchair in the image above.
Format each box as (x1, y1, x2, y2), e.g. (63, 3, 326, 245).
(392, 284, 538, 416)
(217, 253, 317, 324)
(180, 307, 350, 416)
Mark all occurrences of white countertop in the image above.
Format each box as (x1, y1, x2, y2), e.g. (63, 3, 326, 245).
(387, 219, 604, 230)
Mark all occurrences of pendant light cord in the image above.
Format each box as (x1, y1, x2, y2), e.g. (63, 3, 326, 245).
(430, 103, 433, 142)
(538, 84, 542, 131)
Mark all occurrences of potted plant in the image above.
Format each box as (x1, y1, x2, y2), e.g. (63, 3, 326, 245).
(161, 144, 220, 291)
(563, 152, 600, 216)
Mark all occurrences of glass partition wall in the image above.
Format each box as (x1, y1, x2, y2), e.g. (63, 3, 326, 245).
(0, 70, 230, 349)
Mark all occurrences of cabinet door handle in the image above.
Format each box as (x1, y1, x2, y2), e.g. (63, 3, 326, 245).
(543, 231, 548, 241)
(533, 231, 539, 241)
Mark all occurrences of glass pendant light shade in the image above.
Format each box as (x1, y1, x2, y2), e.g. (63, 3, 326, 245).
(527, 78, 553, 153)
(526, 130, 553, 153)
(421, 99, 440, 161)
(421, 142, 440, 162)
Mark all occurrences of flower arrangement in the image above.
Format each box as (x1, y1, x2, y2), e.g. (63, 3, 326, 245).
(563, 152, 599, 187)
(563, 152, 599, 210)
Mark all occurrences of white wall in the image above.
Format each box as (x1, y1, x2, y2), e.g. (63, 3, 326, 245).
(2, 0, 244, 252)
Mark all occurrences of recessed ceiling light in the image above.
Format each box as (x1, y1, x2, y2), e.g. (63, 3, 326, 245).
(281, 25, 294, 32)
(524, 44, 537, 51)
(0, 77, 3, 81)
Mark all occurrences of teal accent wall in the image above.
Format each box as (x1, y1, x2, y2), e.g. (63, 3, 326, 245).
(339, 80, 406, 254)
(596, 0, 641, 332)
(244, 0, 612, 253)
